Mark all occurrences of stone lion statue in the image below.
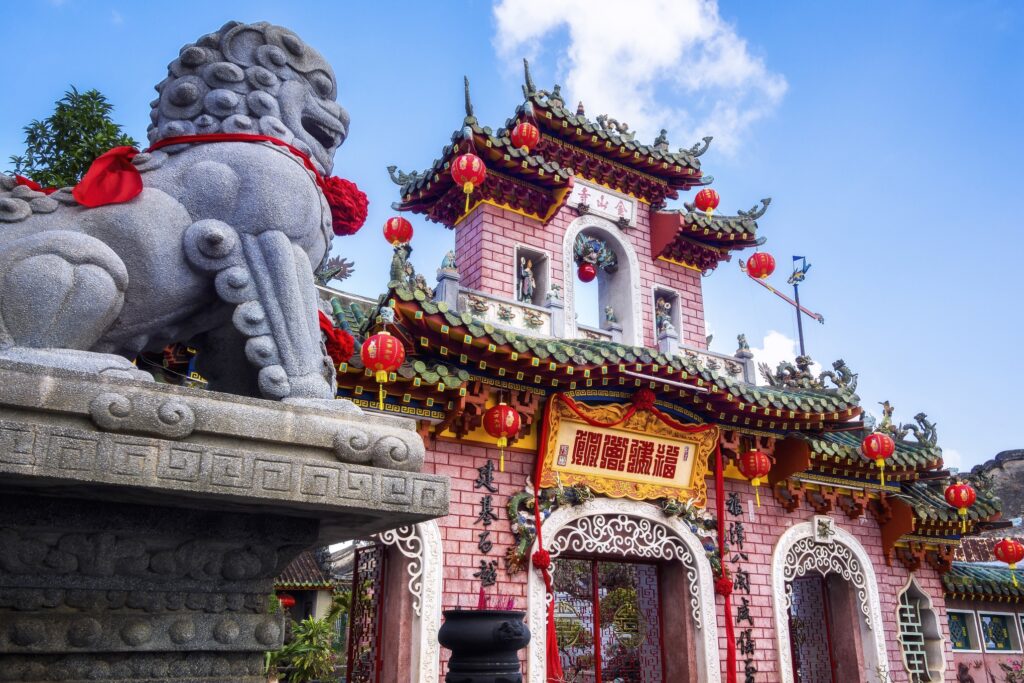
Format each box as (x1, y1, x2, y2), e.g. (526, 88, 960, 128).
(0, 21, 353, 400)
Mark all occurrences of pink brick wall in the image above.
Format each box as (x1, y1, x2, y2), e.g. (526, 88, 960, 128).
(946, 599, 1024, 683)
(414, 439, 957, 681)
(453, 200, 708, 348)
(710, 478, 956, 683)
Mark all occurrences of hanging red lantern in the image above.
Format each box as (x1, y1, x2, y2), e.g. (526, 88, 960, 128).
(577, 262, 597, 283)
(451, 152, 487, 214)
(277, 593, 296, 610)
(738, 450, 773, 507)
(944, 481, 977, 534)
(694, 188, 720, 215)
(510, 122, 540, 154)
(994, 538, 1024, 587)
(383, 216, 413, 246)
(861, 432, 896, 487)
(360, 330, 406, 410)
(745, 252, 776, 280)
(483, 402, 521, 472)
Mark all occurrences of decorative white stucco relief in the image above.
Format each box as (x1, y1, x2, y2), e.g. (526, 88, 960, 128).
(377, 521, 443, 683)
(772, 520, 888, 683)
(527, 498, 720, 683)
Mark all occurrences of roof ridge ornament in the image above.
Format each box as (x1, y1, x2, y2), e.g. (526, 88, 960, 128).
(522, 58, 536, 98)
(686, 136, 713, 157)
(463, 75, 474, 120)
(737, 198, 772, 220)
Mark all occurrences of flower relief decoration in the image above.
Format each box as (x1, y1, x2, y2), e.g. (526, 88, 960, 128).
(573, 233, 618, 283)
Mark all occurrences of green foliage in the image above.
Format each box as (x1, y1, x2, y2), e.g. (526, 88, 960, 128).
(265, 590, 351, 683)
(9, 86, 137, 188)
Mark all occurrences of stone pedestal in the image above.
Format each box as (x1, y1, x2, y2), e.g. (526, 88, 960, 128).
(435, 268, 461, 312)
(0, 360, 448, 682)
(657, 328, 680, 356)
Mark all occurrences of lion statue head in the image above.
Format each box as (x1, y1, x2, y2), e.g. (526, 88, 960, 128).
(148, 21, 348, 175)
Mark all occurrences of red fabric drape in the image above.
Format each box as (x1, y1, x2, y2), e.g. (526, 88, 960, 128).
(60, 134, 369, 237)
(715, 442, 737, 683)
(71, 146, 140, 207)
(530, 392, 719, 682)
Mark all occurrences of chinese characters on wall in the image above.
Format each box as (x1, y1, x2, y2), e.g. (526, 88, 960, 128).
(473, 459, 499, 587)
(567, 178, 637, 227)
(727, 491, 758, 683)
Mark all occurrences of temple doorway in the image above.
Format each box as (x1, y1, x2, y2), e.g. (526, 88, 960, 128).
(552, 558, 665, 683)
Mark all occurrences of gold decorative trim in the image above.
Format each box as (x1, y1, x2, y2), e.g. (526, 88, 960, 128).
(538, 399, 718, 506)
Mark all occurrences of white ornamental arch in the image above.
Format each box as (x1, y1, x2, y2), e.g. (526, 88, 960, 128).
(376, 520, 443, 683)
(527, 498, 721, 683)
(561, 213, 644, 346)
(771, 519, 888, 683)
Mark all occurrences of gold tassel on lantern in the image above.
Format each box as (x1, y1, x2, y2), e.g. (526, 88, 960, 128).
(375, 370, 388, 410)
(497, 436, 507, 472)
(751, 477, 762, 507)
(877, 458, 886, 487)
(463, 182, 473, 213)
(1012, 563, 1019, 588)
(959, 507, 968, 534)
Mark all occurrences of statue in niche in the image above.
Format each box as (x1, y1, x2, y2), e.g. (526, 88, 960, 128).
(518, 256, 536, 303)
(655, 297, 675, 334)
(604, 306, 617, 325)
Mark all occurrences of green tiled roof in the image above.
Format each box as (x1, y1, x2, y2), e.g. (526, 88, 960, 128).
(808, 430, 941, 471)
(395, 116, 573, 198)
(383, 284, 859, 417)
(944, 561, 1024, 601)
(514, 93, 702, 174)
(897, 480, 1002, 525)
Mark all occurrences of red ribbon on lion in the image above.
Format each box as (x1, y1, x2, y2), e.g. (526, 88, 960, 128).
(65, 134, 368, 237)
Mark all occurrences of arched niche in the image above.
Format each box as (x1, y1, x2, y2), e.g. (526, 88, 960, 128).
(526, 498, 721, 683)
(561, 214, 643, 346)
(772, 518, 889, 683)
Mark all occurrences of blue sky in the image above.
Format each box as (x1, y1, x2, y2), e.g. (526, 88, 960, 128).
(2, 1, 1021, 470)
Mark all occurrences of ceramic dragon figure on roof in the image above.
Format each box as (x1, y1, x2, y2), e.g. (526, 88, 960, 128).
(0, 21, 357, 400)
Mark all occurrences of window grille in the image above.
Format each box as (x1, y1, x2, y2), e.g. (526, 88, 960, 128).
(897, 590, 932, 682)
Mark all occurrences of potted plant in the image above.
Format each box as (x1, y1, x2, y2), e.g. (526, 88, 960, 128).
(265, 591, 349, 683)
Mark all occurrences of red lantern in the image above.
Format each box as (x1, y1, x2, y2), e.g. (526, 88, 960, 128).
(861, 432, 896, 487)
(738, 450, 772, 507)
(577, 262, 597, 283)
(483, 402, 521, 472)
(360, 330, 406, 409)
(745, 252, 776, 280)
(995, 538, 1024, 587)
(451, 152, 487, 214)
(277, 593, 296, 610)
(944, 481, 977, 533)
(510, 122, 540, 154)
(383, 216, 413, 246)
(694, 188, 720, 215)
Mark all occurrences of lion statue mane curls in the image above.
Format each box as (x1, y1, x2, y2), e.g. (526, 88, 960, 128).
(0, 21, 353, 401)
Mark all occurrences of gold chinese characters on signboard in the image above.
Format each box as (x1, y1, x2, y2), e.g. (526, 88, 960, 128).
(538, 399, 719, 506)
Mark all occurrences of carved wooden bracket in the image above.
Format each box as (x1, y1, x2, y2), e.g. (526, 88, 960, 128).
(927, 544, 956, 573)
(448, 380, 488, 439)
(872, 494, 916, 565)
(773, 480, 805, 512)
(767, 437, 811, 488)
(837, 490, 869, 520)
(506, 388, 540, 447)
(807, 487, 840, 515)
(895, 542, 928, 572)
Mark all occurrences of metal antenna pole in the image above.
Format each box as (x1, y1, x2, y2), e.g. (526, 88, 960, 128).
(787, 256, 812, 357)
(793, 281, 805, 356)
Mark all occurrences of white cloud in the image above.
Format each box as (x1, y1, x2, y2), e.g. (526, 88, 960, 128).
(749, 331, 818, 385)
(493, 0, 786, 152)
(942, 448, 962, 472)
(111, 10, 123, 25)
